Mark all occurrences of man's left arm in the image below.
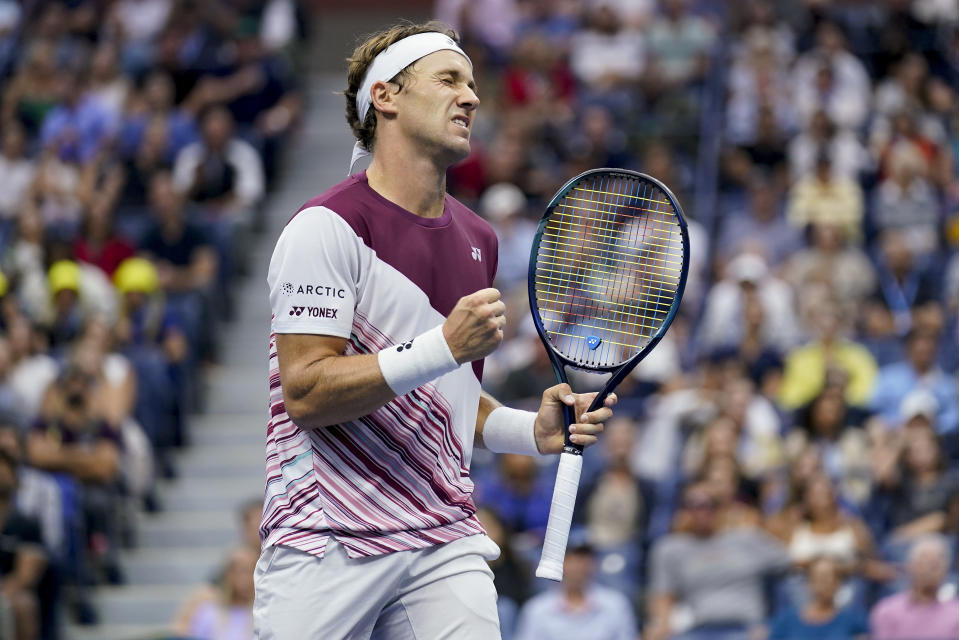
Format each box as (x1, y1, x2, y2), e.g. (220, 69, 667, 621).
(475, 387, 616, 455)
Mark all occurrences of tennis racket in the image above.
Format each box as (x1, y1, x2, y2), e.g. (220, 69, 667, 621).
(530, 168, 689, 581)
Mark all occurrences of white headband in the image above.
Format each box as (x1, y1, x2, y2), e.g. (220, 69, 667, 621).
(349, 32, 472, 175)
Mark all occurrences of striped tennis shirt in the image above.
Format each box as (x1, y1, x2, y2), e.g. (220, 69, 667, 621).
(261, 171, 499, 558)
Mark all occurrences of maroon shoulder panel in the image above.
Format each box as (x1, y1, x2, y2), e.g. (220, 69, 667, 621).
(293, 172, 499, 381)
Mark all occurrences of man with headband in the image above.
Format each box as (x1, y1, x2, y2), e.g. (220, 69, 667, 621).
(255, 21, 615, 639)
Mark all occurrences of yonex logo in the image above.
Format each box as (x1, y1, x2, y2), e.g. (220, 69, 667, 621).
(289, 306, 338, 318)
(471, 247, 481, 262)
(396, 339, 414, 352)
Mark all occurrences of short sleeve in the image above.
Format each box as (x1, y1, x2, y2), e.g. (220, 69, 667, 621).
(268, 207, 363, 338)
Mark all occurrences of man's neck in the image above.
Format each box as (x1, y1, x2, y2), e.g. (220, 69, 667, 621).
(911, 586, 939, 604)
(366, 145, 449, 219)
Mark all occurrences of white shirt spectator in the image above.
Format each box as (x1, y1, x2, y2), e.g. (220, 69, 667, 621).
(788, 129, 871, 180)
(570, 27, 645, 87)
(0, 154, 34, 221)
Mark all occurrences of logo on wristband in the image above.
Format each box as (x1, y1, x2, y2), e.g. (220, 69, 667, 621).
(396, 339, 414, 352)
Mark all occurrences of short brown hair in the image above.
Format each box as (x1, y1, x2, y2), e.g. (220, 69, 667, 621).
(344, 21, 459, 152)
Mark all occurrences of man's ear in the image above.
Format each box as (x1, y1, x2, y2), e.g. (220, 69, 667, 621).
(369, 80, 400, 117)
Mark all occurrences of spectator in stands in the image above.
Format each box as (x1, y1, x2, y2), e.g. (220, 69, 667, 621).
(86, 42, 131, 118)
(174, 545, 256, 640)
(45, 260, 86, 352)
(39, 70, 117, 165)
(870, 535, 959, 639)
(1, 40, 59, 137)
(645, 0, 716, 91)
(0, 123, 35, 250)
(476, 507, 531, 640)
(784, 221, 876, 327)
(680, 452, 761, 532)
(871, 330, 959, 434)
(498, 32, 576, 128)
(768, 556, 869, 639)
(195, 17, 302, 184)
(767, 472, 894, 610)
(514, 531, 636, 640)
(0, 451, 45, 640)
(4, 317, 57, 422)
(873, 140, 941, 254)
(475, 454, 552, 537)
(119, 71, 199, 166)
(578, 417, 650, 597)
(793, 21, 870, 130)
(786, 151, 863, 243)
(865, 230, 941, 340)
(647, 483, 789, 640)
(873, 422, 959, 552)
(717, 176, 801, 267)
(699, 252, 799, 356)
(0, 339, 18, 419)
(0, 416, 63, 563)
(0, 416, 62, 638)
(140, 171, 217, 358)
(173, 105, 264, 218)
(788, 109, 870, 181)
(480, 183, 535, 291)
(73, 199, 136, 278)
(779, 304, 877, 410)
(784, 387, 873, 507)
(725, 30, 796, 147)
(113, 256, 189, 453)
(28, 364, 123, 584)
(569, 3, 644, 108)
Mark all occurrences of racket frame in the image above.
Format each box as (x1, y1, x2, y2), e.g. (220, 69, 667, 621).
(527, 167, 690, 453)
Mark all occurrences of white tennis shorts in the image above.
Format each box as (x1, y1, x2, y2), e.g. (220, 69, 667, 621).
(253, 534, 502, 640)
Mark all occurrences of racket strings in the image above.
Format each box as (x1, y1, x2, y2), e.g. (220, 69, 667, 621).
(534, 175, 685, 368)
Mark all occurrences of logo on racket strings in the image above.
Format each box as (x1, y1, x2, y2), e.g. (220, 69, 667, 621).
(586, 336, 602, 350)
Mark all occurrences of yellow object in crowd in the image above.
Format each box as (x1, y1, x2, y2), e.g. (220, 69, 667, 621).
(779, 340, 878, 409)
(114, 257, 159, 295)
(48, 260, 81, 295)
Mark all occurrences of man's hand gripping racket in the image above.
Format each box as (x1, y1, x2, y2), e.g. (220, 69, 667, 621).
(529, 168, 689, 581)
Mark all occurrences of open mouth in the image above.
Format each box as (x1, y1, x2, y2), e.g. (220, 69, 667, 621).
(452, 115, 470, 129)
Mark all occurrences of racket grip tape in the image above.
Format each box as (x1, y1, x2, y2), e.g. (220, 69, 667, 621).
(535, 452, 583, 581)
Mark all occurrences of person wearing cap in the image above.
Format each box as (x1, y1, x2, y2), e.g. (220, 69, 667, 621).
(256, 21, 615, 639)
(871, 330, 959, 435)
(698, 251, 799, 356)
(113, 256, 190, 450)
(46, 259, 85, 349)
(513, 529, 636, 640)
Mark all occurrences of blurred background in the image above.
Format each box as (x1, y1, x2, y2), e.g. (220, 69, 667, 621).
(0, 0, 958, 639)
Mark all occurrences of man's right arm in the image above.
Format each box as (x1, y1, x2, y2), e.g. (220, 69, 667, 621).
(277, 287, 505, 429)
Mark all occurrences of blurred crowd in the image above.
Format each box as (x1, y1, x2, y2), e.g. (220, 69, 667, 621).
(437, 0, 959, 639)
(0, 0, 305, 637)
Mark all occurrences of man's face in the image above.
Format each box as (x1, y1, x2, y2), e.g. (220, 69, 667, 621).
(910, 545, 947, 592)
(562, 550, 595, 591)
(390, 50, 479, 164)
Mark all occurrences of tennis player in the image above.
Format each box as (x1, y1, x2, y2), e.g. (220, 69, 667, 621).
(254, 21, 616, 639)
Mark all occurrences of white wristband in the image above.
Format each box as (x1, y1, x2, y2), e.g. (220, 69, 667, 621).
(483, 406, 540, 456)
(377, 324, 460, 396)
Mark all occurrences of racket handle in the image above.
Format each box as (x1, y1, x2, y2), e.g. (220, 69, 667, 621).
(535, 452, 583, 581)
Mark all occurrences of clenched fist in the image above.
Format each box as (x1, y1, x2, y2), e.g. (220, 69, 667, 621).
(443, 288, 505, 363)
